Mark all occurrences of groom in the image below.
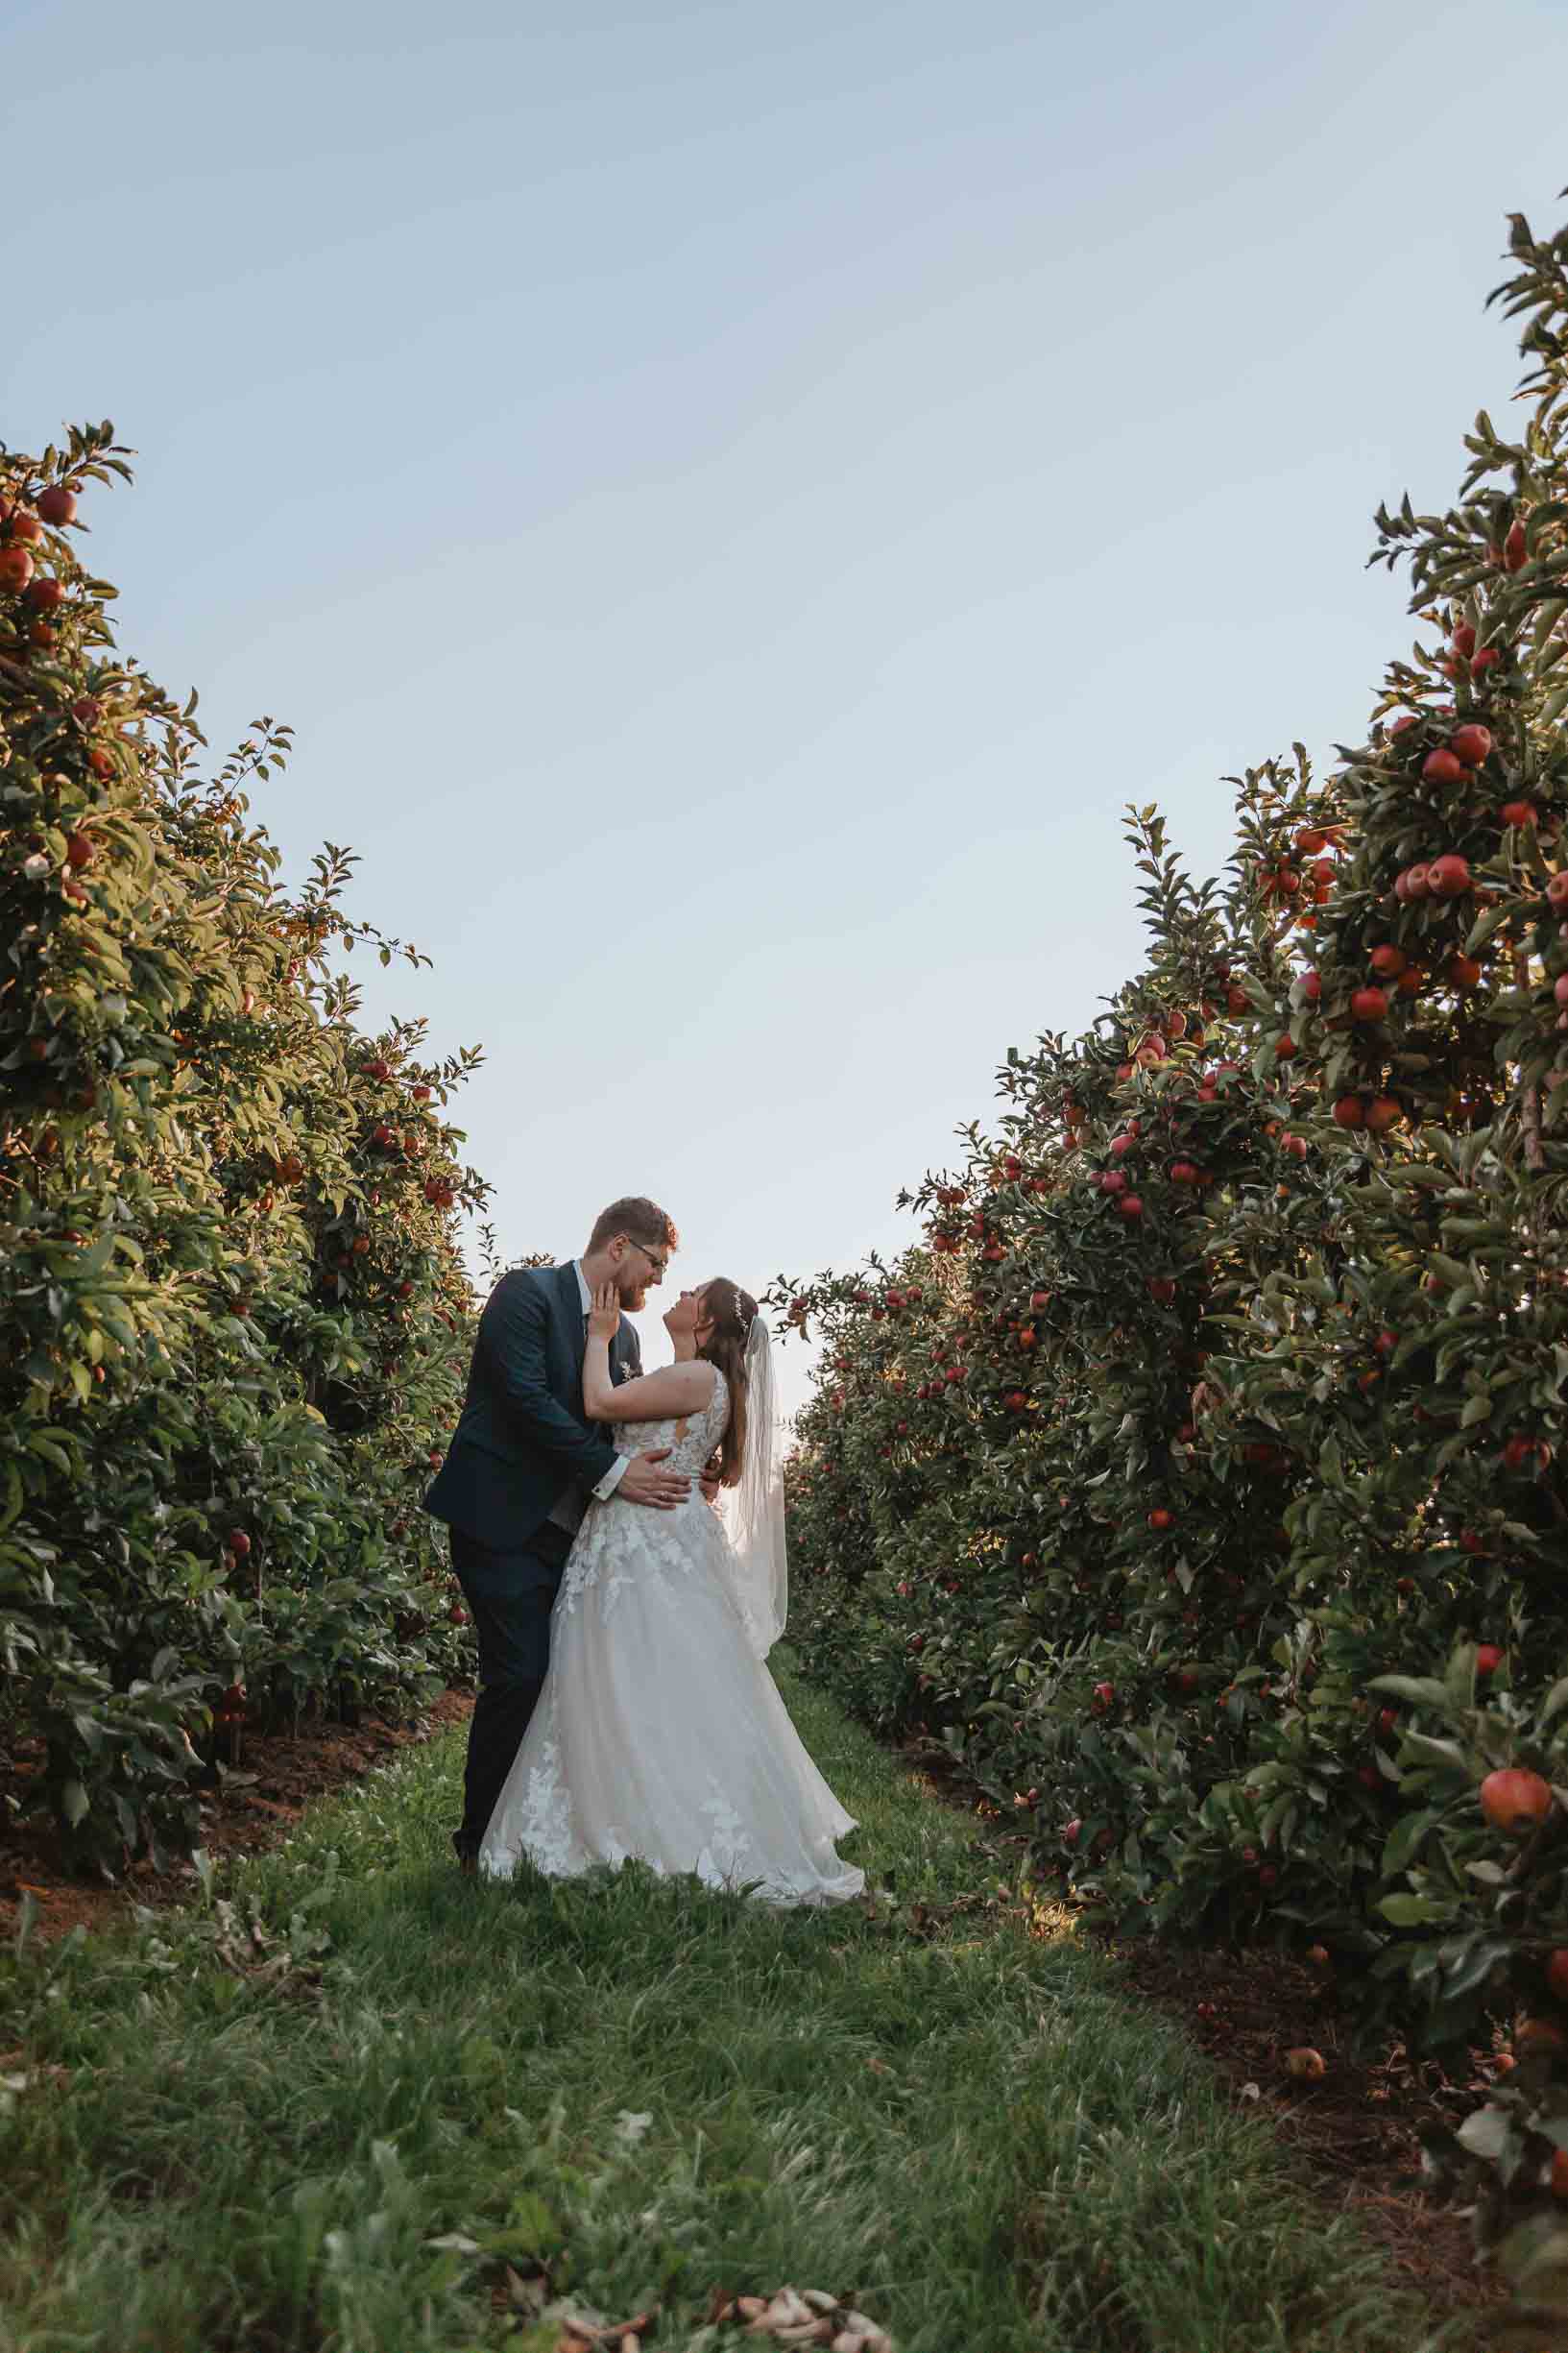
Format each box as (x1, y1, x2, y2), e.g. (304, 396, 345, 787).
(425, 1195, 689, 1870)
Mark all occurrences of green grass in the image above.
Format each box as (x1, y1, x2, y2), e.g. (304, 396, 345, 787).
(0, 1660, 1434, 2353)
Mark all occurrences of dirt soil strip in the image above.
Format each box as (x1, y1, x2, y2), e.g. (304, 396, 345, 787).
(897, 1737, 1502, 2335)
(0, 1687, 475, 1947)
(1110, 1935, 1500, 2327)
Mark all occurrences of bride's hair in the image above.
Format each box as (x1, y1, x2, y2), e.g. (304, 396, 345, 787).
(696, 1277, 758, 1488)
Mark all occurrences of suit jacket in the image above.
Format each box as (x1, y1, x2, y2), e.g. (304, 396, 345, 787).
(423, 1262, 642, 1551)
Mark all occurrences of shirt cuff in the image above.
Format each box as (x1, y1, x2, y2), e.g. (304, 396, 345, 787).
(592, 1454, 630, 1502)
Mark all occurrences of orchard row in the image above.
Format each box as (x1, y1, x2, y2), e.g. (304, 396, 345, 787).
(770, 205, 1568, 2322)
(1, 425, 484, 1877)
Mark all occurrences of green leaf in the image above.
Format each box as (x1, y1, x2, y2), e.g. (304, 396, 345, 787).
(1378, 1892, 1454, 1928)
(1369, 1675, 1451, 1710)
(1382, 1805, 1442, 1876)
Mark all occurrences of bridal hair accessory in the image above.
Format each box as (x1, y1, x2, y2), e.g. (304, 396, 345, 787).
(724, 1284, 759, 1344)
(725, 1308, 787, 1659)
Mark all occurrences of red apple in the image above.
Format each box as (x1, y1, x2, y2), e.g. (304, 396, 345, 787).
(1426, 853, 1471, 898)
(1475, 1643, 1506, 1677)
(1423, 748, 1465, 786)
(1479, 1767, 1552, 1834)
(1351, 986, 1388, 1022)
(1369, 945, 1406, 978)
(0, 545, 36, 593)
(1118, 1194, 1145, 1221)
(36, 483, 78, 527)
(1332, 1095, 1368, 1130)
(1450, 723, 1493, 766)
(1503, 519, 1528, 571)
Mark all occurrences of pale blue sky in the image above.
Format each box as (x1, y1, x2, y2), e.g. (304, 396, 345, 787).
(10, 0, 1565, 1417)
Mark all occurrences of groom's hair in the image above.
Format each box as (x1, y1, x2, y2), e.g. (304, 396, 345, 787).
(587, 1196, 680, 1255)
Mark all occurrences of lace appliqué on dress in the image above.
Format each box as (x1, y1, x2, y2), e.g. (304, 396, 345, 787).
(512, 1727, 576, 1878)
(558, 1366, 730, 1626)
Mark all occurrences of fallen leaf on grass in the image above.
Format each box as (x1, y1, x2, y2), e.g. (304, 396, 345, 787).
(505, 2264, 549, 2317)
(549, 2298, 660, 2351)
(709, 2286, 893, 2353)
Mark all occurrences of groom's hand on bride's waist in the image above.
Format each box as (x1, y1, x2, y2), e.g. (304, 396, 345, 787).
(616, 1447, 689, 1510)
(699, 1453, 722, 1508)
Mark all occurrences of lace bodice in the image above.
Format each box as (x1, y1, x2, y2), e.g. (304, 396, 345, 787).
(614, 1362, 728, 1477)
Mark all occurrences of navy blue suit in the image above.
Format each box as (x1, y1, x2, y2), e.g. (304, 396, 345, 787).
(424, 1262, 642, 1859)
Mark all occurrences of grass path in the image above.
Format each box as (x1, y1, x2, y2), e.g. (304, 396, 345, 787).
(0, 1662, 1434, 2353)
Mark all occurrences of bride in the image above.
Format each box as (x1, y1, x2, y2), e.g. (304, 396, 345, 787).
(478, 1275, 865, 1905)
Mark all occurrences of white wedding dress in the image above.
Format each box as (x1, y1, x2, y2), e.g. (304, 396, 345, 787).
(479, 1365, 864, 1905)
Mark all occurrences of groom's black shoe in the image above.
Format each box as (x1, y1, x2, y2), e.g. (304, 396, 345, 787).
(452, 1831, 478, 1878)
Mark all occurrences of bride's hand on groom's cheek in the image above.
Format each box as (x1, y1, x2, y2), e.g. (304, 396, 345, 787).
(588, 1280, 621, 1341)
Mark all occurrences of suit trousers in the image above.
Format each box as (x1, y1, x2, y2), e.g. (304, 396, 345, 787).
(449, 1520, 575, 1860)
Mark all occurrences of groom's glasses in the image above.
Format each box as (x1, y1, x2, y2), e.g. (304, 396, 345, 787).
(629, 1243, 669, 1278)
